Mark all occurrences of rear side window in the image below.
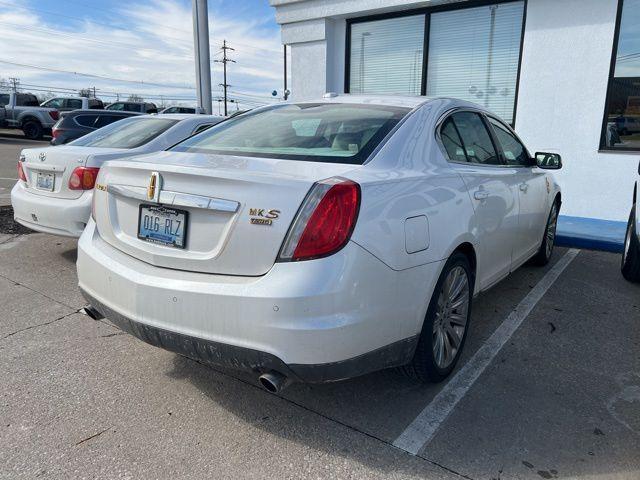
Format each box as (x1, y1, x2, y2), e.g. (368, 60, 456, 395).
(488, 117, 530, 167)
(67, 99, 83, 110)
(70, 117, 178, 149)
(0, 94, 9, 106)
(94, 115, 126, 129)
(126, 103, 142, 112)
(450, 112, 500, 165)
(172, 103, 410, 164)
(74, 114, 99, 128)
(17, 94, 39, 106)
(440, 118, 467, 163)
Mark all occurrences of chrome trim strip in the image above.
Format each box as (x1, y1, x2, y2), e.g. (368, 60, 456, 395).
(107, 184, 239, 213)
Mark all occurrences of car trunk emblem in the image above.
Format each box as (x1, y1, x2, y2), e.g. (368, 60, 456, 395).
(147, 171, 162, 203)
(39, 152, 46, 162)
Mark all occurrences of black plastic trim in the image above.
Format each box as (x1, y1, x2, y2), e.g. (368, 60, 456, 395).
(81, 289, 419, 383)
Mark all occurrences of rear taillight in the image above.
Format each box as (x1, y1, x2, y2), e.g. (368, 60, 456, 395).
(17, 160, 27, 182)
(52, 128, 61, 139)
(49, 110, 59, 121)
(69, 167, 100, 190)
(278, 177, 360, 262)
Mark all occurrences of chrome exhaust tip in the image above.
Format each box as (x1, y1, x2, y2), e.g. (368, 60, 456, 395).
(258, 371, 291, 393)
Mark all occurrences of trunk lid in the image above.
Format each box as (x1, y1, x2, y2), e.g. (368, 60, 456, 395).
(21, 146, 124, 199)
(94, 151, 358, 276)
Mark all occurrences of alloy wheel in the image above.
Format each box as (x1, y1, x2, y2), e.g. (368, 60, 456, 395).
(432, 265, 470, 369)
(546, 204, 558, 259)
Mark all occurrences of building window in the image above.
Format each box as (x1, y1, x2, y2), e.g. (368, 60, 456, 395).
(347, 1, 525, 123)
(349, 15, 425, 95)
(601, 0, 640, 151)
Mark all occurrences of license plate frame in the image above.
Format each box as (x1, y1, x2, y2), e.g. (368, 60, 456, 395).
(36, 172, 54, 191)
(137, 204, 188, 249)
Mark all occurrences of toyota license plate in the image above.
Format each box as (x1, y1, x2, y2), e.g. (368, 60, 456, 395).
(36, 172, 54, 191)
(138, 204, 188, 249)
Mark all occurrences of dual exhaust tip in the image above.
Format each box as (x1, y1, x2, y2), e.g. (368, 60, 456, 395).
(258, 371, 291, 393)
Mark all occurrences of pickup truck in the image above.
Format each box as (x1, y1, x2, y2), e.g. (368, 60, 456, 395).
(41, 96, 104, 112)
(0, 92, 60, 140)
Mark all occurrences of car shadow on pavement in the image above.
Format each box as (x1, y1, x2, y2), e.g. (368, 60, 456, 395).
(166, 354, 454, 478)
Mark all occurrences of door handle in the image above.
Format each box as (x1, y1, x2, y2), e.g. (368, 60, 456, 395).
(473, 190, 489, 200)
(519, 183, 529, 192)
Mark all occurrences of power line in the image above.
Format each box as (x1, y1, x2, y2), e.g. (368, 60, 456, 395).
(214, 40, 236, 116)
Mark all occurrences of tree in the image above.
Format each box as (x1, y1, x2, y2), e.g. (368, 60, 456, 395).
(127, 94, 143, 102)
(78, 88, 92, 98)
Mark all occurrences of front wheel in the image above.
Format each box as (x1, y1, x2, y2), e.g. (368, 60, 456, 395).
(531, 200, 559, 266)
(621, 206, 640, 283)
(402, 252, 473, 383)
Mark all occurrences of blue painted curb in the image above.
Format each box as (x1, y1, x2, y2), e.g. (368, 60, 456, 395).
(556, 215, 626, 253)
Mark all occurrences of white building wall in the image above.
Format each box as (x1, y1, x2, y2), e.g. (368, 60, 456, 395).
(516, 0, 638, 221)
(271, 0, 640, 222)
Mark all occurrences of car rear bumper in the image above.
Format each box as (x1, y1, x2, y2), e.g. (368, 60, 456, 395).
(77, 219, 442, 382)
(11, 182, 91, 238)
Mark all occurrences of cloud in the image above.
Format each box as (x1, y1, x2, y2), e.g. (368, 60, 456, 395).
(0, 0, 288, 109)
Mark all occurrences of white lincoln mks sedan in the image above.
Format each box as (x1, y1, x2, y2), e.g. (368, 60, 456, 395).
(77, 95, 562, 392)
(11, 114, 223, 237)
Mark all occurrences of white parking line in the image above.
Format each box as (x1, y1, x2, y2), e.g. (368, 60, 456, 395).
(393, 248, 580, 455)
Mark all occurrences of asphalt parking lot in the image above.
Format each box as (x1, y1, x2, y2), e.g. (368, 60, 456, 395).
(1, 136, 639, 479)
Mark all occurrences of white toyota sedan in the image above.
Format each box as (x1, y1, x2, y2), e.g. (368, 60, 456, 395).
(78, 95, 562, 391)
(11, 114, 224, 237)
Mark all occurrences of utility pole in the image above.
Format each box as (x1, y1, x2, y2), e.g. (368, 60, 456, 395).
(214, 40, 235, 116)
(283, 45, 289, 100)
(9, 77, 19, 93)
(192, 0, 213, 114)
(92, 86, 97, 98)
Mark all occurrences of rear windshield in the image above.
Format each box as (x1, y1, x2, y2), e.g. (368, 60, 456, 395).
(171, 103, 410, 164)
(69, 117, 177, 149)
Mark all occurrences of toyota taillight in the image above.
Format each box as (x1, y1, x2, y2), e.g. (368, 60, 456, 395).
(278, 178, 360, 262)
(17, 160, 27, 182)
(69, 167, 100, 190)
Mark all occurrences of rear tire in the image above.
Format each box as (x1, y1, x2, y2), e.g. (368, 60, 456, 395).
(621, 206, 640, 283)
(22, 120, 43, 140)
(531, 200, 559, 266)
(402, 252, 473, 383)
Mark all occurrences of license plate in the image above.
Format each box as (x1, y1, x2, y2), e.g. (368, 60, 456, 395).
(138, 204, 188, 249)
(36, 172, 54, 191)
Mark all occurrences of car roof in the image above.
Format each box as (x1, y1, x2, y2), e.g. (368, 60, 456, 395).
(65, 109, 142, 116)
(313, 93, 432, 109)
(153, 114, 224, 121)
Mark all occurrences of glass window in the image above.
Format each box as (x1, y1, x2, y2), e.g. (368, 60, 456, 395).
(107, 102, 124, 111)
(350, 15, 425, 95)
(602, 0, 640, 150)
(427, 2, 524, 124)
(70, 117, 177, 149)
(43, 98, 64, 109)
(94, 114, 127, 129)
(451, 112, 501, 165)
(172, 103, 410, 165)
(440, 117, 468, 163)
(67, 99, 83, 109)
(74, 115, 99, 128)
(488, 117, 530, 166)
(0, 94, 10, 106)
(192, 123, 213, 134)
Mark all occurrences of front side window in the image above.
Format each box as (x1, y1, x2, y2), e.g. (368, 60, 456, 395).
(69, 117, 177, 149)
(44, 98, 64, 109)
(601, 0, 640, 150)
(347, 2, 524, 123)
(172, 103, 410, 164)
(488, 117, 530, 166)
(450, 112, 500, 165)
(107, 103, 124, 111)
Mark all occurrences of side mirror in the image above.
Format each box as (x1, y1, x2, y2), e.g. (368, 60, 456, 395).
(535, 152, 562, 170)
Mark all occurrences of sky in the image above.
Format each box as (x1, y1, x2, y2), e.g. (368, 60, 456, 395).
(0, 0, 287, 111)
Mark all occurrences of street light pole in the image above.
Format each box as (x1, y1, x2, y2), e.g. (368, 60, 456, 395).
(192, 0, 212, 114)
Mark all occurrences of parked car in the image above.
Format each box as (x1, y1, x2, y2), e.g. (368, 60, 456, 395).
(106, 101, 158, 114)
(41, 97, 104, 112)
(0, 92, 59, 139)
(621, 158, 640, 282)
(77, 95, 562, 392)
(50, 110, 141, 145)
(160, 106, 196, 114)
(11, 114, 224, 237)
